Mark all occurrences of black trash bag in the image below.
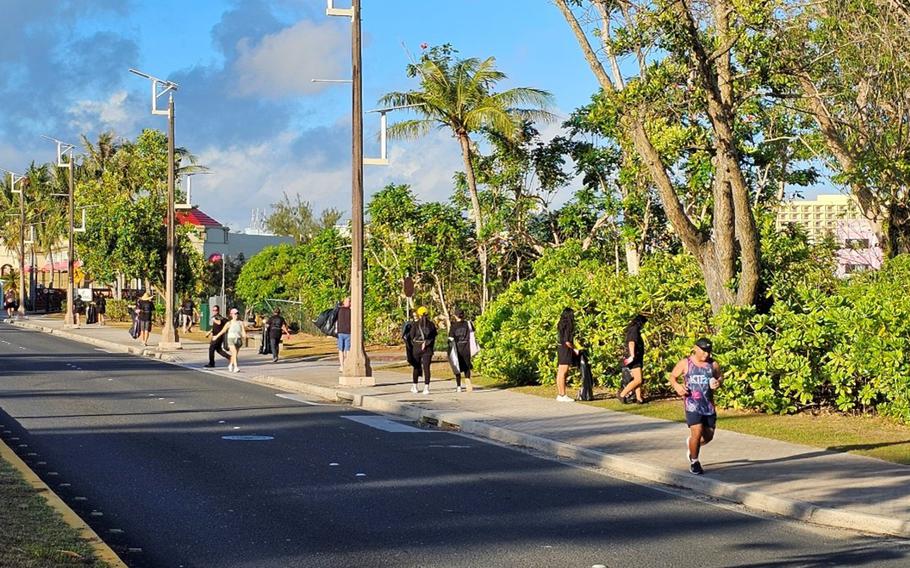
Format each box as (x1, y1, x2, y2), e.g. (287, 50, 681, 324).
(578, 352, 595, 401)
(313, 306, 339, 337)
(128, 316, 140, 339)
(86, 304, 98, 325)
(403, 321, 421, 377)
(620, 365, 635, 403)
(259, 326, 272, 355)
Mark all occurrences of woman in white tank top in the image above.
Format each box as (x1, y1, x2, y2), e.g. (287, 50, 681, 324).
(213, 308, 247, 373)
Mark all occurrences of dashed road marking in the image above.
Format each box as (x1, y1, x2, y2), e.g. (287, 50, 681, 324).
(275, 393, 325, 405)
(341, 415, 428, 433)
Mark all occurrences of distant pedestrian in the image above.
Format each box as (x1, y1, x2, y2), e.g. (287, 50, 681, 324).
(72, 294, 85, 328)
(265, 307, 290, 363)
(4, 290, 17, 319)
(180, 297, 195, 334)
(136, 291, 154, 346)
(668, 338, 724, 475)
(618, 314, 648, 404)
(408, 306, 437, 395)
(204, 305, 231, 368)
(447, 307, 474, 393)
(212, 307, 247, 373)
(336, 297, 352, 371)
(555, 307, 579, 402)
(96, 293, 107, 326)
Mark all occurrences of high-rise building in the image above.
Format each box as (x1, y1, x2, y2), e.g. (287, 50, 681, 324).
(774, 194, 862, 242)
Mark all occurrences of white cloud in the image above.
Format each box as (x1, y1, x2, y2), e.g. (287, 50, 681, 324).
(66, 90, 136, 133)
(233, 20, 349, 98)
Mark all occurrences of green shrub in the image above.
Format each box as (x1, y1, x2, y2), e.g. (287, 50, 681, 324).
(105, 299, 131, 322)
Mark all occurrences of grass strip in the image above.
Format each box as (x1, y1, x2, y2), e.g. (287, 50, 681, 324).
(0, 452, 111, 568)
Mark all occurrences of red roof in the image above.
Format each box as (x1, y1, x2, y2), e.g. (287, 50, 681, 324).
(176, 208, 223, 228)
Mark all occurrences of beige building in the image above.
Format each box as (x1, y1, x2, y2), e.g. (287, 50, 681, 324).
(775, 194, 863, 242)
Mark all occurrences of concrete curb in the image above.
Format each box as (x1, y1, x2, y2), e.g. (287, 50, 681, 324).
(12, 319, 910, 539)
(0, 437, 128, 567)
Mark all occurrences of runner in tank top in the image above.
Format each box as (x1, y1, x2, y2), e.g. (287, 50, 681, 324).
(668, 338, 723, 475)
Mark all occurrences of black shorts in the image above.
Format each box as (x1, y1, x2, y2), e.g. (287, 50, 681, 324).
(557, 345, 575, 366)
(626, 360, 643, 370)
(685, 412, 717, 429)
(138, 320, 152, 332)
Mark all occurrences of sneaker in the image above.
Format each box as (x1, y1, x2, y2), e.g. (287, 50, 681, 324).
(410, 384, 419, 394)
(422, 386, 430, 395)
(556, 395, 575, 402)
(203, 364, 214, 368)
(456, 386, 462, 393)
(272, 358, 278, 363)
(689, 460, 704, 475)
(232, 366, 240, 373)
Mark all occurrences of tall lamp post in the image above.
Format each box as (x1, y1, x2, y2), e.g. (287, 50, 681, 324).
(328, 0, 372, 384)
(44, 137, 77, 327)
(2, 169, 27, 317)
(130, 68, 181, 349)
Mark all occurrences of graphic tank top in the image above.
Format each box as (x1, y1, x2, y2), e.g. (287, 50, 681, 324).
(684, 357, 715, 415)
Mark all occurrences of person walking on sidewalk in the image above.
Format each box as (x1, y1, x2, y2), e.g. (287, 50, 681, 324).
(555, 308, 579, 402)
(4, 290, 16, 320)
(204, 305, 231, 368)
(96, 293, 107, 326)
(212, 307, 247, 373)
(336, 297, 351, 371)
(72, 294, 85, 327)
(448, 307, 474, 393)
(265, 307, 290, 363)
(180, 297, 195, 334)
(408, 306, 436, 395)
(618, 314, 648, 404)
(136, 291, 154, 346)
(668, 338, 723, 475)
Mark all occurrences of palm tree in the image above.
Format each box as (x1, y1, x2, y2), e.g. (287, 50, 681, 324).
(380, 45, 555, 311)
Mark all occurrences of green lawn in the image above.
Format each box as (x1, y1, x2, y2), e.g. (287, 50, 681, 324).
(0, 455, 111, 567)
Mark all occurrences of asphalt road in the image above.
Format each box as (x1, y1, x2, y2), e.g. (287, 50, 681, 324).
(0, 323, 907, 568)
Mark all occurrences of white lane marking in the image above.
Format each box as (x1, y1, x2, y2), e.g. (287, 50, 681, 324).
(341, 415, 429, 433)
(275, 393, 326, 406)
(94, 348, 117, 353)
(355, 473, 367, 477)
(221, 435, 274, 441)
(329, 462, 339, 466)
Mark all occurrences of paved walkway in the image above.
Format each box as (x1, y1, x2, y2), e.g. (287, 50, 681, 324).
(9, 314, 910, 538)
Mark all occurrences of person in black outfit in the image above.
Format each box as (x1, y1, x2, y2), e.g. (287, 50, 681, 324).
(72, 295, 86, 327)
(180, 297, 195, 334)
(265, 308, 290, 362)
(96, 293, 107, 326)
(448, 307, 474, 393)
(136, 292, 154, 346)
(618, 314, 648, 403)
(555, 308, 579, 402)
(204, 305, 231, 367)
(407, 306, 437, 395)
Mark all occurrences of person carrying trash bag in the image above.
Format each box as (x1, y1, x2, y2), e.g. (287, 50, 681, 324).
(447, 307, 476, 393)
(577, 349, 595, 401)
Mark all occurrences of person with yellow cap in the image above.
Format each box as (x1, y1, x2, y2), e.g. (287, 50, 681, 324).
(407, 306, 437, 394)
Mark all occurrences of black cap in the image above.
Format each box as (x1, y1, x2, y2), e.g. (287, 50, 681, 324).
(695, 338, 712, 353)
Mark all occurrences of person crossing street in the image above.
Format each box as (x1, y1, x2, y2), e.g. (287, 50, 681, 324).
(204, 305, 231, 368)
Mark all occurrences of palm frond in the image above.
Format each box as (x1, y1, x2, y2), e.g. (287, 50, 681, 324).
(386, 119, 437, 141)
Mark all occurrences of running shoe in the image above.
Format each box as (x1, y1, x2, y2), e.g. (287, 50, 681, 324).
(689, 460, 704, 475)
(556, 395, 575, 402)
(410, 384, 418, 394)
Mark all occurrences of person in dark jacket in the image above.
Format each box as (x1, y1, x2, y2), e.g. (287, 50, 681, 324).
(618, 314, 648, 403)
(555, 308, 579, 402)
(408, 306, 437, 395)
(96, 293, 107, 326)
(448, 307, 474, 393)
(72, 294, 86, 327)
(136, 291, 154, 346)
(265, 308, 290, 362)
(336, 297, 352, 371)
(204, 305, 231, 368)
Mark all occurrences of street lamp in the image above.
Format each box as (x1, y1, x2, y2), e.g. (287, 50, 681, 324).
(43, 136, 78, 327)
(327, 0, 373, 385)
(1, 169, 27, 317)
(130, 67, 181, 349)
(179, 171, 213, 208)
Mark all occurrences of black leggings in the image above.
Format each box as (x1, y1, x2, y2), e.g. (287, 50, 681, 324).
(454, 353, 471, 387)
(412, 350, 432, 385)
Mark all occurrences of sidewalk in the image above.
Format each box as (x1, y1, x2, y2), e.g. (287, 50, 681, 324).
(10, 315, 910, 539)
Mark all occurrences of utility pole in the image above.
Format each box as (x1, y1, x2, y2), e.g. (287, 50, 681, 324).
(17, 175, 25, 317)
(328, 0, 372, 384)
(130, 68, 180, 349)
(45, 137, 77, 327)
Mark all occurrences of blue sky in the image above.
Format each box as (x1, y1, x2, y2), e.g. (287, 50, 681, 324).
(0, 0, 602, 229)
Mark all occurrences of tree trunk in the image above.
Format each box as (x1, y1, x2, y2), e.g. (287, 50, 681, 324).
(458, 133, 488, 312)
(431, 273, 451, 329)
(886, 202, 910, 256)
(624, 241, 640, 275)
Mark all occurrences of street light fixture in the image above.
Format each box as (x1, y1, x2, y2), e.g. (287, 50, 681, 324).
(179, 171, 213, 208)
(43, 135, 79, 327)
(1, 169, 27, 317)
(130, 67, 181, 349)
